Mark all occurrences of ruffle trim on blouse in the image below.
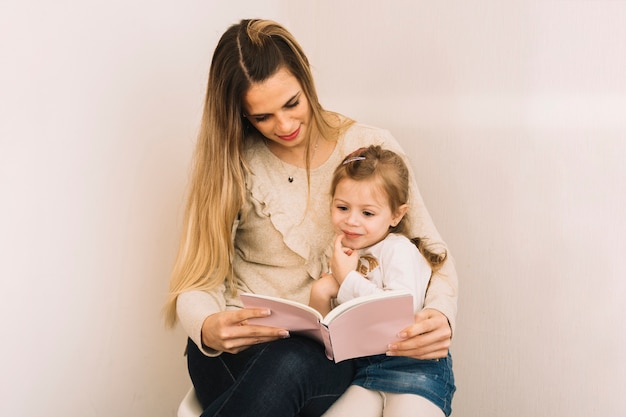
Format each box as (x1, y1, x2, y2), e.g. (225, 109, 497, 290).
(243, 140, 327, 280)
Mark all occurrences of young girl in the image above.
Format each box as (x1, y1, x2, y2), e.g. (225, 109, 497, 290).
(310, 145, 455, 417)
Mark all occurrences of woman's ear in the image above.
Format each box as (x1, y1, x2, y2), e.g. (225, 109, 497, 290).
(391, 204, 409, 227)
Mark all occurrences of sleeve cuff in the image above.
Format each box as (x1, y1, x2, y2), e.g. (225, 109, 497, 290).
(177, 290, 224, 357)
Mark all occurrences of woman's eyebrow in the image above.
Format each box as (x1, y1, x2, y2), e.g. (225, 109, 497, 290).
(247, 92, 300, 117)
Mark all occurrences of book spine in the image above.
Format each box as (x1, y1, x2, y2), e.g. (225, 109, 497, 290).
(320, 325, 334, 361)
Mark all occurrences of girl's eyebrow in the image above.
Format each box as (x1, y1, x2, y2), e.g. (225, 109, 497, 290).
(247, 92, 301, 117)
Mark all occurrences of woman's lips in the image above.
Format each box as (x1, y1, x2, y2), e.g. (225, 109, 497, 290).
(277, 126, 301, 141)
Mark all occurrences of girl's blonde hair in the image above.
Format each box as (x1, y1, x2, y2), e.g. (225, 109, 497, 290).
(164, 19, 353, 327)
(332, 145, 447, 270)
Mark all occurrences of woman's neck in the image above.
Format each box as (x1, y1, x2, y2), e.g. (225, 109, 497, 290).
(266, 134, 335, 169)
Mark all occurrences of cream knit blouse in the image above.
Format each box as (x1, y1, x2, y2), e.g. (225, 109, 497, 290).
(177, 123, 458, 356)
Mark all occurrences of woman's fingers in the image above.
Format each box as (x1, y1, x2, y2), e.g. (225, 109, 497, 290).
(386, 309, 452, 359)
(201, 309, 290, 353)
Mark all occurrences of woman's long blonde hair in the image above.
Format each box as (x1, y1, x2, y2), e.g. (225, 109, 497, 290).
(164, 19, 353, 327)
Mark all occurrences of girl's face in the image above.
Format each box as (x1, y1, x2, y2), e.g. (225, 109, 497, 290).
(331, 178, 407, 250)
(243, 67, 312, 152)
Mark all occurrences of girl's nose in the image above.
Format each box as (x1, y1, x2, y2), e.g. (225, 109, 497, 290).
(345, 212, 359, 226)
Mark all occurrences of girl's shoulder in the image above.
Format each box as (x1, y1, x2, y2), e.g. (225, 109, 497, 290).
(377, 233, 428, 267)
(382, 233, 415, 250)
(365, 233, 413, 256)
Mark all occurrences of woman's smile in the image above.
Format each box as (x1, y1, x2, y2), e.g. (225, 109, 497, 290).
(277, 125, 301, 141)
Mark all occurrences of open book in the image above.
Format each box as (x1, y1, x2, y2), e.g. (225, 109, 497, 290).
(240, 290, 414, 362)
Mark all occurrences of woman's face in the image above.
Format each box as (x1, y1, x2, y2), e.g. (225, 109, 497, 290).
(242, 67, 312, 151)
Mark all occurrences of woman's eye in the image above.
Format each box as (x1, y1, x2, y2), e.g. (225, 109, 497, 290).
(285, 100, 300, 109)
(254, 115, 269, 123)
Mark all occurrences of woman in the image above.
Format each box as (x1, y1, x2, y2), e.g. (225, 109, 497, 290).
(164, 19, 458, 417)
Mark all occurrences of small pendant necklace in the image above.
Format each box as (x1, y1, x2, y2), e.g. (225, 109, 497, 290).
(272, 138, 320, 183)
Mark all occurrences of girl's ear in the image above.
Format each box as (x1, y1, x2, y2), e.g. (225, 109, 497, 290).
(391, 204, 409, 227)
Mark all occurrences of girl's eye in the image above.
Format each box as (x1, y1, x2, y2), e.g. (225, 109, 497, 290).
(363, 211, 375, 217)
(336, 205, 348, 212)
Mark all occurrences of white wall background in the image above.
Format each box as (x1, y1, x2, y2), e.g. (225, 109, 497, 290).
(1, 1, 624, 416)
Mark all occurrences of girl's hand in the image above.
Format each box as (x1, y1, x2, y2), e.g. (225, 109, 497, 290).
(201, 309, 290, 354)
(330, 234, 359, 284)
(386, 308, 452, 359)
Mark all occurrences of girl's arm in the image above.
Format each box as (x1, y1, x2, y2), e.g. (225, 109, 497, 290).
(309, 273, 339, 316)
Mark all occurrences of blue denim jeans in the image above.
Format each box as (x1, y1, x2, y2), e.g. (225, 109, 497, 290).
(352, 353, 455, 416)
(187, 336, 355, 417)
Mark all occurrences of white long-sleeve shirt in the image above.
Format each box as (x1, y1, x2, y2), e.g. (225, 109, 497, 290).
(336, 233, 432, 313)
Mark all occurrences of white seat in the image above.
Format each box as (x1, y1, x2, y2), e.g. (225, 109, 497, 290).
(177, 387, 203, 417)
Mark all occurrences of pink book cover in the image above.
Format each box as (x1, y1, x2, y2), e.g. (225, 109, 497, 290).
(240, 290, 414, 362)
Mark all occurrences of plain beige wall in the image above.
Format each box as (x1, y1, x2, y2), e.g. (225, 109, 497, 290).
(2, 1, 625, 416)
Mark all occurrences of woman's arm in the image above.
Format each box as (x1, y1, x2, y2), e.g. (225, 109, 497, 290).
(381, 130, 459, 357)
(176, 289, 225, 356)
(402, 151, 458, 334)
(392, 181, 458, 359)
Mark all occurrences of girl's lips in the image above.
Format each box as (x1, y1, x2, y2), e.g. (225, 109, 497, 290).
(343, 231, 361, 239)
(277, 126, 301, 141)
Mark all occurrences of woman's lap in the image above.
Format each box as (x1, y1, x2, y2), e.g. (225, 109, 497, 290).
(186, 336, 355, 417)
(186, 337, 454, 417)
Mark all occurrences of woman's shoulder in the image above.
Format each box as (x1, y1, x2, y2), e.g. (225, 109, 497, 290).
(344, 122, 393, 139)
(339, 122, 403, 155)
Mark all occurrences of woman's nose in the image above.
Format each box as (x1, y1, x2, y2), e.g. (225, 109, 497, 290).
(275, 113, 292, 133)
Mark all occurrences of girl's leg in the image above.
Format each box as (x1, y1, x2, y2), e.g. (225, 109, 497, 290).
(186, 336, 355, 417)
(382, 393, 444, 417)
(321, 385, 383, 417)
